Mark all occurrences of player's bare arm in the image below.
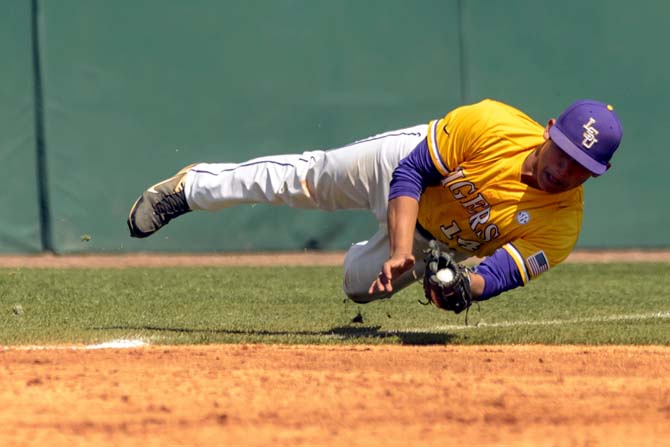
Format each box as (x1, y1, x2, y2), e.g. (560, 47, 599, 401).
(368, 196, 418, 295)
(468, 271, 485, 297)
(368, 194, 486, 298)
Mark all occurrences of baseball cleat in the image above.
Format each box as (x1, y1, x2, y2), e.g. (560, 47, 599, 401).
(127, 164, 196, 238)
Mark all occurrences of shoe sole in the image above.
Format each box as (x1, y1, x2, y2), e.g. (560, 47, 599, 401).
(127, 196, 152, 238)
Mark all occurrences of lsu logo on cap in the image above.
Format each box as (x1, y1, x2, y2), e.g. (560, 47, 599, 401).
(582, 117, 599, 149)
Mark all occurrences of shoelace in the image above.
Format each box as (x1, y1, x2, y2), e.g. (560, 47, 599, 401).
(154, 192, 190, 222)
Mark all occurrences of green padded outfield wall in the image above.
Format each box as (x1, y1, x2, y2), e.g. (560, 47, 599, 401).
(0, 2, 41, 252)
(38, 0, 462, 252)
(3, 1, 668, 252)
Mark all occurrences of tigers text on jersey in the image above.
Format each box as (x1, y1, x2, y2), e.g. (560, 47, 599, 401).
(419, 99, 583, 283)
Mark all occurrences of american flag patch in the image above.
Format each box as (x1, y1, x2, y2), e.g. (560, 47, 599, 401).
(527, 251, 550, 276)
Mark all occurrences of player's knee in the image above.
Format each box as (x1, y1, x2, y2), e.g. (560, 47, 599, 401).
(342, 257, 393, 303)
(344, 290, 391, 304)
(342, 279, 391, 304)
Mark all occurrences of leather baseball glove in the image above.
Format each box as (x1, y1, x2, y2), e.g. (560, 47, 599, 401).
(422, 240, 474, 314)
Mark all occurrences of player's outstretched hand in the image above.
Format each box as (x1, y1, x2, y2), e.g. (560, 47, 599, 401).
(368, 253, 415, 295)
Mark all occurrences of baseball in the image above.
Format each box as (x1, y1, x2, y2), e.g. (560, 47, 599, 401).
(435, 268, 455, 283)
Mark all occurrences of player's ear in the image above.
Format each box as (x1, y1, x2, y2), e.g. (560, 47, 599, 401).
(543, 119, 556, 140)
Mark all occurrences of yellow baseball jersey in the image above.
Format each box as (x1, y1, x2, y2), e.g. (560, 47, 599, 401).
(418, 99, 583, 283)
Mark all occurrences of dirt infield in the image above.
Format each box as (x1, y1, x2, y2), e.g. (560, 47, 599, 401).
(2, 252, 669, 446)
(2, 344, 670, 447)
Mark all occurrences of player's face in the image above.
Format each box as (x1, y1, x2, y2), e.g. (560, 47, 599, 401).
(535, 140, 593, 193)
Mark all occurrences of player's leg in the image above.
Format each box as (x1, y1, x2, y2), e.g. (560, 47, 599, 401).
(306, 124, 428, 222)
(186, 124, 428, 215)
(185, 154, 321, 211)
(318, 124, 436, 300)
(127, 124, 427, 238)
(343, 226, 431, 302)
(128, 153, 322, 238)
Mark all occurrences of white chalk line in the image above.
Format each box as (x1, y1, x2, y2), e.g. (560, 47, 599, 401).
(86, 339, 148, 349)
(1, 338, 148, 351)
(405, 311, 670, 332)
(4, 312, 670, 347)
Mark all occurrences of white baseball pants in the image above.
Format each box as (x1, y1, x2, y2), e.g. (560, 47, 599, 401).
(183, 124, 459, 301)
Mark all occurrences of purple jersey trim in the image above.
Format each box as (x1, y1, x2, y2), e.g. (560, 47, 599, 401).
(474, 248, 524, 300)
(389, 138, 443, 201)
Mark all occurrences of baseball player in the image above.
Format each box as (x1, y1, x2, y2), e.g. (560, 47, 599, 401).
(127, 99, 622, 310)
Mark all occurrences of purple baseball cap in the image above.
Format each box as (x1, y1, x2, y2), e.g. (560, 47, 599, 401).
(548, 99, 623, 175)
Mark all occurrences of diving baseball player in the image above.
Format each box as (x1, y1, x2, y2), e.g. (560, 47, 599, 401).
(127, 99, 622, 311)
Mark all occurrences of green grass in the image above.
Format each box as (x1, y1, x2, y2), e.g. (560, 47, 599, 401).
(1, 263, 669, 345)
